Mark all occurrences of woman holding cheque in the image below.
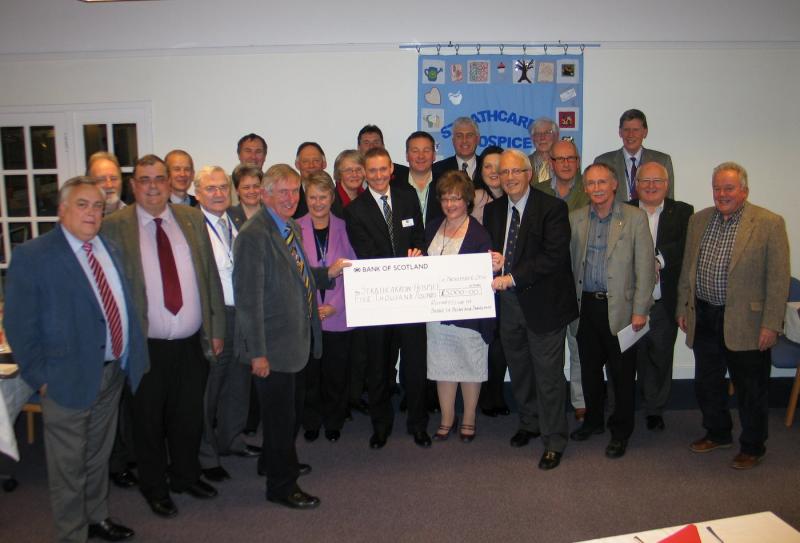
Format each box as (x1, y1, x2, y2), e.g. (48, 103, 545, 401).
(425, 171, 498, 442)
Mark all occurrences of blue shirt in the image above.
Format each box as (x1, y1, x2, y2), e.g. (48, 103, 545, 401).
(582, 207, 612, 293)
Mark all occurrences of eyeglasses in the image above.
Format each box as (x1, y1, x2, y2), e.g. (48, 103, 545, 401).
(340, 167, 363, 176)
(133, 177, 167, 186)
(636, 178, 666, 186)
(551, 156, 578, 164)
(498, 168, 530, 177)
(202, 185, 230, 195)
(533, 130, 554, 138)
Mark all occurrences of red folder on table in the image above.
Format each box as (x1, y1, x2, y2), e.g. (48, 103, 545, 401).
(658, 524, 701, 543)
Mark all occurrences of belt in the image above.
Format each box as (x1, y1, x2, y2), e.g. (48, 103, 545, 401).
(583, 291, 607, 300)
(104, 358, 119, 366)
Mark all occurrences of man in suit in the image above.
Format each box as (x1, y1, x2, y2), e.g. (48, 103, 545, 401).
(344, 147, 431, 449)
(194, 166, 261, 484)
(391, 130, 442, 227)
(236, 132, 267, 170)
(88, 151, 127, 216)
(166, 149, 198, 206)
(234, 163, 348, 509)
(102, 154, 226, 518)
(5, 176, 147, 542)
(527, 117, 559, 184)
(293, 141, 326, 218)
(532, 139, 590, 422)
(677, 162, 789, 469)
(569, 163, 655, 459)
(593, 109, 674, 202)
(484, 149, 578, 470)
(432, 116, 481, 182)
(357, 123, 410, 181)
(628, 162, 693, 431)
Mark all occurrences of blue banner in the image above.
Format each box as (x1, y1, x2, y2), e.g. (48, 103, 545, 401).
(418, 54, 584, 160)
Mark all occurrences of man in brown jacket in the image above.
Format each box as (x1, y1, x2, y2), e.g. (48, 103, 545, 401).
(676, 161, 790, 470)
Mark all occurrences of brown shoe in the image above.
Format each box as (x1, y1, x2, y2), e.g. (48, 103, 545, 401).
(689, 437, 733, 453)
(731, 453, 763, 470)
(574, 408, 586, 422)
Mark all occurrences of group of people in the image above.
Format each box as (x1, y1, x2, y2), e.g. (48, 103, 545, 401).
(3, 110, 791, 543)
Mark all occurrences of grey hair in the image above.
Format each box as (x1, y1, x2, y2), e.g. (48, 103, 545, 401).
(501, 149, 532, 171)
(713, 161, 748, 189)
(529, 117, 559, 139)
(59, 176, 103, 204)
(263, 164, 300, 193)
(193, 165, 230, 190)
(452, 116, 480, 138)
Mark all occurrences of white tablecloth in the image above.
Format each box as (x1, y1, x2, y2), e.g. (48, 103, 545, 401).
(0, 365, 34, 461)
(785, 301, 800, 343)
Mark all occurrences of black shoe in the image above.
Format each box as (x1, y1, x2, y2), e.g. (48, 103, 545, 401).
(304, 429, 320, 442)
(510, 429, 540, 448)
(88, 518, 134, 541)
(201, 466, 231, 482)
(605, 439, 628, 459)
(369, 432, 388, 449)
(146, 496, 178, 518)
(110, 469, 138, 489)
(243, 428, 257, 437)
(234, 444, 262, 458)
(325, 429, 341, 442)
(538, 450, 562, 471)
(297, 463, 312, 476)
(171, 479, 217, 499)
(345, 410, 354, 422)
(267, 488, 320, 509)
(496, 406, 511, 416)
(412, 431, 432, 448)
(646, 415, 665, 431)
(570, 425, 605, 441)
(349, 399, 369, 415)
(481, 407, 498, 417)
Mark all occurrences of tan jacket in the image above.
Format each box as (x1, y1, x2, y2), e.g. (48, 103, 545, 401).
(676, 203, 790, 351)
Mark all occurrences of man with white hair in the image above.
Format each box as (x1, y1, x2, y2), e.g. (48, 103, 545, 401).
(88, 151, 126, 216)
(527, 117, 559, 184)
(433, 116, 481, 181)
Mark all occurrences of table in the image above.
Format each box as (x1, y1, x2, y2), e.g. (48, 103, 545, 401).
(575, 511, 800, 542)
(785, 301, 800, 343)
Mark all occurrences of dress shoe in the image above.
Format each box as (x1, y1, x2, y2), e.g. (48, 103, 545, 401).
(480, 407, 498, 417)
(146, 496, 178, 518)
(172, 479, 217, 499)
(605, 439, 628, 459)
(88, 518, 134, 541)
(574, 408, 586, 421)
(570, 425, 604, 441)
(243, 428, 257, 437)
(412, 430, 432, 448)
(369, 433, 388, 449)
(459, 424, 476, 443)
(689, 437, 733, 453)
(433, 417, 458, 441)
(110, 469, 138, 489)
(646, 415, 665, 431)
(538, 450, 562, 471)
(325, 429, 341, 442)
(304, 429, 320, 442)
(234, 444, 262, 458)
(298, 463, 312, 476)
(731, 452, 764, 470)
(509, 429, 540, 448)
(267, 488, 321, 509)
(201, 466, 231, 482)
(349, 399, 369, 415)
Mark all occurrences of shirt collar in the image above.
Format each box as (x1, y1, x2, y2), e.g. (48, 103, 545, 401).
(136, 203, 173, 226)
(638, 200, 665, 215)
(265, 206, 289, 234)
(623, 148, 643, 163)
(201, 207, 226, 225)
(368, 185, 391, 202)
(507, 186, 531, 215)
(61, 224, 96, 254)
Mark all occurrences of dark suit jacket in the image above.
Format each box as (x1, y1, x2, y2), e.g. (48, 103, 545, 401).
(227, 204, 249, 231)
(344, 188, 426, 259)
(432, 155, 482, 183)
(390, 170, 444, 226)
(5, 226, 148, 409)
(233, 208, 333, 372)
(627, 198, 694, 318)
(593, 147, 675, 201)
(101, 204, 226, 362)
(391, 163, 409, 182)
(483, 190, 578, 334)
(293, 185, 308, 219)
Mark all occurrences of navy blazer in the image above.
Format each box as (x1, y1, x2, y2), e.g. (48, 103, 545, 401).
(4, 225, 148, 410)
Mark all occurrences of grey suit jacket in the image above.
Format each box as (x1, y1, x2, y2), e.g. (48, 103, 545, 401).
(593, 147, 674, 201)
(101, 203, 226, 363)
(233, 208, 333, 373)
(676, 203, 790, 351)
(569, 201, 656, 335)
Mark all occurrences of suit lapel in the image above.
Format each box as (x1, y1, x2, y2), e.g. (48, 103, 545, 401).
(655, 199, 674, 246)
(574, 207, 591, 264)
(606, 204, 625, 260)
(729, 204, 756, 272)
(54, 228, 104, 319)
(514, 192, 536, 265)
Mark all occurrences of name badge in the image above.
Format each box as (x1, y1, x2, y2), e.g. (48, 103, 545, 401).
(402, 218, 415, 227)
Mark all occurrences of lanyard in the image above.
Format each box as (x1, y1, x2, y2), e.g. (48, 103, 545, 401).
(314, 227, 329, 266)
(204, 215, 234, 263)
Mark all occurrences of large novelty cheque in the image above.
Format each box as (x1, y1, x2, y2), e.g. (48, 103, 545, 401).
(343, 253, 495, 327)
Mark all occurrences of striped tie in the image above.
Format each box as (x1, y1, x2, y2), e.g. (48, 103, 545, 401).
(284, 225, 313, 318)
(82, 242, 123, 359)
(381, 195, 396, 254)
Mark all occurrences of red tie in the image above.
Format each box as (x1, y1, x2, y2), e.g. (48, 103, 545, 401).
(82, 242, 123, 359)
(154, 218, 183, 315)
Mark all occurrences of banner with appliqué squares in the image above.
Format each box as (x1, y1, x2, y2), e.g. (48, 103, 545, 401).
(418, 53, 583, 160)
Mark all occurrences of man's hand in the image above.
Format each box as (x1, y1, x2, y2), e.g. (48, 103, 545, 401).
(251, 356, 270, 378)
(677, 316, 688, 333)
(631, 314, 647, 332)
(492, 275, 513, 292)
(490, 251, 505, 273)
(758, 327, 778, 351)
(327, 257, 352, 279)
(212, 338, 224, 356)
(318, 304, 336, 321)
(39, 384, 48, 397)
(407, 248, 422, 257)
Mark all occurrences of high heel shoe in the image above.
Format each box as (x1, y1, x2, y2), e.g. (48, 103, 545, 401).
(459, 423, 476, 443)
(433, 417, 458, 441)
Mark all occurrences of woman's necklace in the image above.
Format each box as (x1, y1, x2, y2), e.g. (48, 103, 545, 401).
(439, 215, 469, 255)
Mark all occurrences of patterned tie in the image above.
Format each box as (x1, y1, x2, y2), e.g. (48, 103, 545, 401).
(503, 206, 520, 275)
(82, 242, 123, 359)
(381, 195, 396, 254)
(629, 157, 638, 200)
(217, 216, 231, 250)
(461, 161, 469, 177)
(284, 224, 313, 318)
(537, 158, 550, 183)
(153, 218, 183, 315)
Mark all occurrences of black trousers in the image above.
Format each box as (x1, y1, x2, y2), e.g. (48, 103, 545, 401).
(303, 330, 352, 432)
(636, 300, 678, 416)
(366, 322, 428, 435)
(480, 331, 509, 411)
(108, 381, 135, 473)
(347, 328, 369, 404)
(133, 334, 208, 500)
(692, 299, 770, 456)
(576, 295, 637, 441)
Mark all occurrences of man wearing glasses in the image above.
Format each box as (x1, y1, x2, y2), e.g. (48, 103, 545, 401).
(627, 162, 693, 432)
(484, 149, 578, 470)
(527, 117, 559, 184)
